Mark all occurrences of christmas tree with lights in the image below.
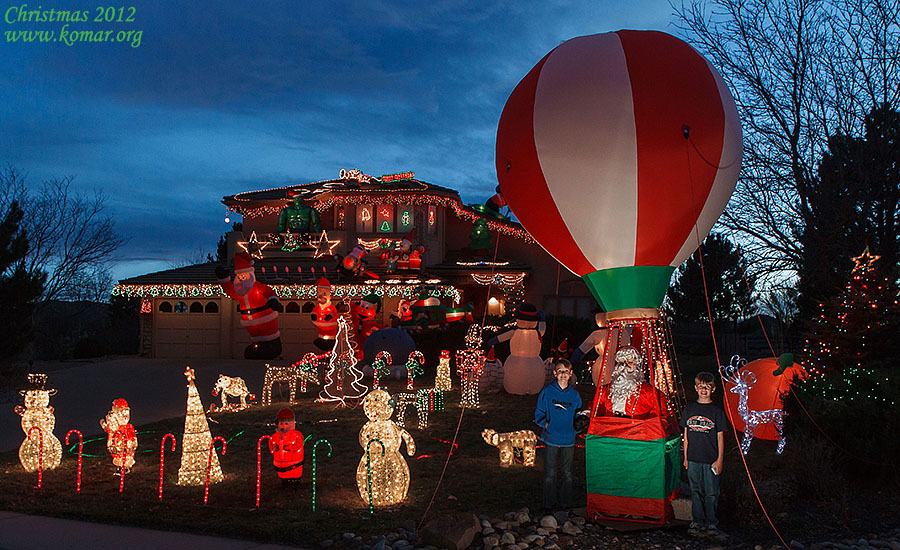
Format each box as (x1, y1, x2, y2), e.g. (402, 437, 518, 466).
(177, 366, 224, 485)
(317, 315, 368, 404)
(802, 248, 899, 403)
(468, 218, 493, 250)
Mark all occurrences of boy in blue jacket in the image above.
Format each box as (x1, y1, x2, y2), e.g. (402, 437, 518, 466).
(535, 359, 582, 512)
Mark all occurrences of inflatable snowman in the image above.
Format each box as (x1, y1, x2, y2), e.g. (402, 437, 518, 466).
(487, 303, 546, 395)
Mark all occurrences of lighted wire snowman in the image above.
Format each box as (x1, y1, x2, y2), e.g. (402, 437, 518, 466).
(14, 374, 63, 472)
(356, 388, 416, 507)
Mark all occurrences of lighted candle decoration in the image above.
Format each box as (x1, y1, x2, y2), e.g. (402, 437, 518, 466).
(456, 325, 485, 408)
(177, 367, 224, 486)
(158, 433, 176, 501)
(64, 429, 83, 493)
(406, 351, 424, 390)
(373, 351, 392, 388)
(15, 374, 62, 473)
(312, 439, 332, 512)
(356, 389, 416, 507)
(435, 350, 452, 391)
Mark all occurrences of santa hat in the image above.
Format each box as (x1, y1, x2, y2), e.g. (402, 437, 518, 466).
(400, 229, 415, 246)
(112, 398, 129, 409)
(440, 350, 450, 359)
(556, 338, 569, 354)
(316, 277, 331, 290)
(276, 408, 295, 421)
(515, 303, 539, 321)
(234, 252, 254, 274)
(486, 346, 497, 361)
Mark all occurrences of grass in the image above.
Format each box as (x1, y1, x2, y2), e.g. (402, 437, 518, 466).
(0, 378, 597, 547)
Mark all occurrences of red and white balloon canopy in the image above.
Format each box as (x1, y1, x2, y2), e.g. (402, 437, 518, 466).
(496, 30, 742, 311)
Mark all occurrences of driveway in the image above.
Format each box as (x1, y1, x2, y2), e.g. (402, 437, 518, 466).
(3, 357, 280, 452)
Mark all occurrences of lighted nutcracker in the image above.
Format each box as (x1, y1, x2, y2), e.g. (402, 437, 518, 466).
(270, 408, 304, 485)
(311, 277, 338, 351)
(100, 398, 138, 472)
(216, 252, 283, 359)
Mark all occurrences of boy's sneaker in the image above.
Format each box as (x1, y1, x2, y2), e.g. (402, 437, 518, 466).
(687, 524, 704, 536)
(706, 527, 727, 541)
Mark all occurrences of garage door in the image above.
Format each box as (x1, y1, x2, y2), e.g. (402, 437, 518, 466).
(155, 299, 222, 358)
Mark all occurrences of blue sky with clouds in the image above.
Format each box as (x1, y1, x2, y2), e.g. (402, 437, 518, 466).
(2, 0, 673, 281)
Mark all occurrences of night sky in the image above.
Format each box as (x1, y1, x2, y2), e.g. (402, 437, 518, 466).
(2, 1, 672, 281)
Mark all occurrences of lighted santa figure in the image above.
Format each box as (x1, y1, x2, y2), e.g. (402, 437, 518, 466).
(216, 252, 283, 359)
(353, 294, 383, 360)
(390, 299, 414, 329)
(99, 398, 138, 472)
(311, 277, 338, 351)
(269, 408, 304, 485)
(595, 346, 670, 419)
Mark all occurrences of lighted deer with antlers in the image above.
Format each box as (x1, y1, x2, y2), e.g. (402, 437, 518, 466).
(720, 356, 787, 455)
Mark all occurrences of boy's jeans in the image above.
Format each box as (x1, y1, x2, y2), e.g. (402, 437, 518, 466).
(543, 444, 574, 509)
(687, 460, 720, 529)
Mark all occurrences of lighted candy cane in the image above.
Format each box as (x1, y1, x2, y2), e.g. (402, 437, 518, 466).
(64, 429, 83, 493)
(204, 436, 227, 505)
(406, 351, 424, 390)
(27, 426, 44, 489)
(119, 460, 126, 493)
(312, 438, 332, 512)
(373, 351, 392, 388)
(158, 433, 176, 501)
(256, 434, 273, 507)
(365, 438, 385, 516)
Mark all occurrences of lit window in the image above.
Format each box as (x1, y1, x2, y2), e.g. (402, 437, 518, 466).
(376, 205, 394, 233)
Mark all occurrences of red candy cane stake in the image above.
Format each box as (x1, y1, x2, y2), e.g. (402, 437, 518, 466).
(204, 436, 226, 505)
(64, 429, 83, 493)
(158, 433, 176, 501)
(119, 461, 126, 493)
(26, 426, 44, 489)
(256, 434, 272, 508)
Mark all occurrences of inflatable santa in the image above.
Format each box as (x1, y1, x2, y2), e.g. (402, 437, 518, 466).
(216, 252, 283, 359)
(311, 277, 338, 350)
(595, 346, 670, 419)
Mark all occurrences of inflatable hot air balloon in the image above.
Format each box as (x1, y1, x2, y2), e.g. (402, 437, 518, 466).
(496, 30, 742, 312)
(496, 30, 742, 525)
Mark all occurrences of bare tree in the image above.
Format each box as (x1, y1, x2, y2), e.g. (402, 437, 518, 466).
(674, 0, 900, 285)
(0, 165, 126, 302)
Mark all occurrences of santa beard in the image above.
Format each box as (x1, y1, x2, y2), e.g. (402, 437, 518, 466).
(235, 275, 255, 296)
(608, 367, 642, 415)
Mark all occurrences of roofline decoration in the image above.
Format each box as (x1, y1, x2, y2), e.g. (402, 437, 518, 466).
(113, 281, 462, 303)
(222, 170, 536, 243)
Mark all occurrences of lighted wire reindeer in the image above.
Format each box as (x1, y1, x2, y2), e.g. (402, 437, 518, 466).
(720, 356, 787, 455)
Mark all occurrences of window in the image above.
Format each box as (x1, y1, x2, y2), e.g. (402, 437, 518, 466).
(427, 205, 437, 235)
(285, 301, 300, 313)
(204, 302, 219, 313)
(356, 204, 373, 233)
(189, 301, 203, 313)
(398, 205, 414, 231)
(376, 204, 393, 233)
(159, 301, 173, 313)
(174, 301, 188, 313)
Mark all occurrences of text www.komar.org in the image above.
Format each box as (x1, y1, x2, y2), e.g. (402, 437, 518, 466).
(5, 5, 143, 47)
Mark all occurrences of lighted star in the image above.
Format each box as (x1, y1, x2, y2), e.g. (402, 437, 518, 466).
(238, 231, 271, 259)
(851, 247, 881, 273)
(184, 366, 195, 383)
(314, 231, 341, 258)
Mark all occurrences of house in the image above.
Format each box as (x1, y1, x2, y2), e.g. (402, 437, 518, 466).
(114, 169, 595, 359)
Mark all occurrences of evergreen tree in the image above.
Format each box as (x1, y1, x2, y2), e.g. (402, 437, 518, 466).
(666, 233, 756, 323)
(798, 105, 900, 322)
(468, 218, 493, 250)
(216, 222, 243, 261)
(804, 248, 900, 377)
(0, 201, 46, 366)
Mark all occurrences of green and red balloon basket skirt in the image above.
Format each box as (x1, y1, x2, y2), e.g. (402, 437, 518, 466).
(586, 414, 681, 524)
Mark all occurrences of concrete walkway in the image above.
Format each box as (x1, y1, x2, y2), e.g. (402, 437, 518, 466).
(0, 511, 308, 550)
(3, 358, 281, 452)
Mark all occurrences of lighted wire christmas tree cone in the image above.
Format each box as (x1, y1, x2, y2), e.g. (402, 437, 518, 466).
(177, 367, 224, 486)
(318, 315, 369, 404)
(356, 389, 415, 507)
(15, 374, 63, 472)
